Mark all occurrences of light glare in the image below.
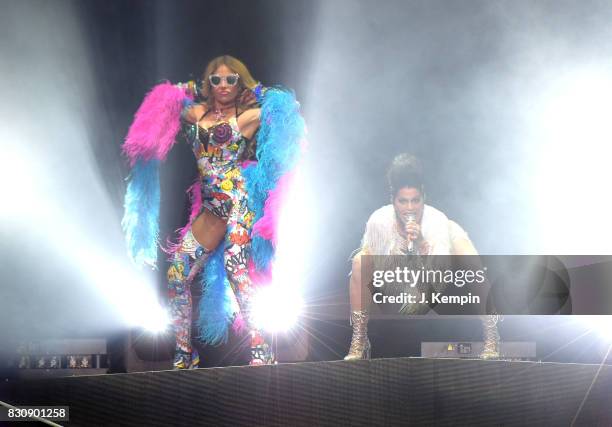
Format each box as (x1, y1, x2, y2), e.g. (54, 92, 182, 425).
(532, 66, 612, 254)
(252, 286, 303, 333)
(579, 316, 612, 341)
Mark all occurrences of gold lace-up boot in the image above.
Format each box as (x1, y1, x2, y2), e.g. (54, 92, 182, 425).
(344, 310, 371, 360)
(480, 314, 501, 360)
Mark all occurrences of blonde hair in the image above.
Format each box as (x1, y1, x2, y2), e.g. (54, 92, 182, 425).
(200, 55, 259, 112)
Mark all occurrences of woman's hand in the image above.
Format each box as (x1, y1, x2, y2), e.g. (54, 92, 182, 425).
(176, 81, 198, 97)
(239, 88, 257, 107)
(405, 221, 421, 242)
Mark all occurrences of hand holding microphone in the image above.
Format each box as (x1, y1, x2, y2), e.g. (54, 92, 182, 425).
(403, 212, 419, 254)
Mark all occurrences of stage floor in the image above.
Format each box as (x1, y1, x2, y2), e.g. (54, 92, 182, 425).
(2, 357, 611, 426)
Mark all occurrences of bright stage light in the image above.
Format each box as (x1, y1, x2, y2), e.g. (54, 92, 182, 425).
(0, 0, 174, 338)
(0, 139, 166, 333)
(579, 316, 612, 341)
(248, 166, 310, 333)
(53, 231, 168, 333)
(251, 286, 304, 333)
(0, 145, 37, 219)
(128, 302, 171, 334)
(273, 167, 311, 291)
(91, 261, 169, 332)
(532, 65, 612, 254)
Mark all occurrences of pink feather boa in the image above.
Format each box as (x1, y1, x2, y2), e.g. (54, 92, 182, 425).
(122, 82, 191, 165)
(251, 171, 295, 247)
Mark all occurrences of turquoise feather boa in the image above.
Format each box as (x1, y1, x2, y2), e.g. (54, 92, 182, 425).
(197, 244, 235, 345)
(244, 87, 305, 271)
(122, 159, 160, 267)
(197, 87, 305, 344)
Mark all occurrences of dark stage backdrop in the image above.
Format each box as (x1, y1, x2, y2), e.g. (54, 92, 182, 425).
(2, 0, 612, 363)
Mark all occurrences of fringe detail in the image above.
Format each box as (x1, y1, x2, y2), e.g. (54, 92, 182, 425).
(162, 180, 203, 258)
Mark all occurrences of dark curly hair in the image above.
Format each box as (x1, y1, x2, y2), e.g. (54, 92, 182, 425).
(387, 153, 424, 197)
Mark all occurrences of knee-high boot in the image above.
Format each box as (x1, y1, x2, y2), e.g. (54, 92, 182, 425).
(344, 310, 371, 360)
(480, 314, 501, 360)
(168, 231, 210, 369)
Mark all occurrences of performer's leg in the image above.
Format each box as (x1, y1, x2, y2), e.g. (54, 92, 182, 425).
(167, 229, 211, 369)
(345, 252, 371, 360)
(223, 198, 275, 365)
(349, 251, 371, 312)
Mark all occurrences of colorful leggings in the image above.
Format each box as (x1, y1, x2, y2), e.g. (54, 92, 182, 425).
(167, 229, 208, 356)
(167, 181, 255, 356)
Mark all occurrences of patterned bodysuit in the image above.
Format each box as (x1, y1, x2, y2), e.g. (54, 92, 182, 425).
(167, 115, 255, 366)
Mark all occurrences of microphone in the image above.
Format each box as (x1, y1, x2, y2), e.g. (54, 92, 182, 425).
(404, 212, 417, 254)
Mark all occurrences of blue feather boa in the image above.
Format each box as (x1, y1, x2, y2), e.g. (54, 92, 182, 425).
(197, 244, 235, 345)
(197, 86, 305, 344)
(122, 159, 160, 267)
(243, 87, 306, 271)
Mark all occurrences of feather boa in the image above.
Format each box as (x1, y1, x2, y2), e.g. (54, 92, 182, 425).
(243, 87, 306, 274)
(123, 82, 191, 165)
(122, 159, 160, 266)
(196, 87, 305, 342)
(122, 82, 305, 343)
(196, 244, 236, 345)
(122, 82, 191, 266)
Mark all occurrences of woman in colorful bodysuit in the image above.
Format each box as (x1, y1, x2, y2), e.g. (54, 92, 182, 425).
(170, 56, 264, 369)
(122, 55, 305, 369)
